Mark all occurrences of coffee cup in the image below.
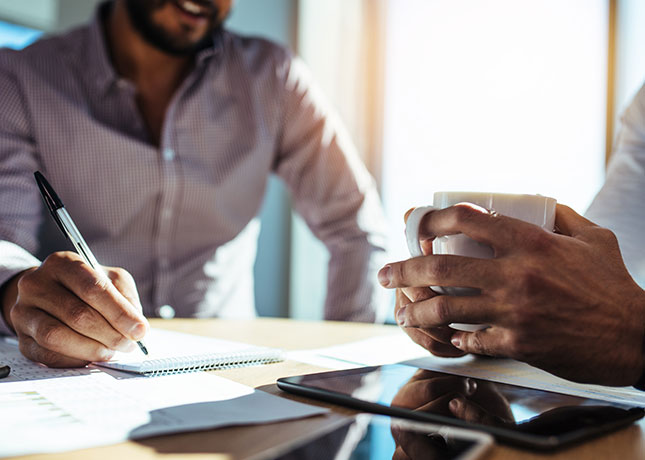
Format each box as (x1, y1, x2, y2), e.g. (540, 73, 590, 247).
(404, 191, 557, 332)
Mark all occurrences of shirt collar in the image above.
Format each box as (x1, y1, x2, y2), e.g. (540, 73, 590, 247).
(86, 1, 224, 95)
(87, 1, 119, 95)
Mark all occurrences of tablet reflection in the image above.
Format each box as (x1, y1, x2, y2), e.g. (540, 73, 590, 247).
(273, 415, 482, 460)
(392, 369, 515, 428)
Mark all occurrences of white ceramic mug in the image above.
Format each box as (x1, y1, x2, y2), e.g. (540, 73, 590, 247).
(404, 191, 557, 332)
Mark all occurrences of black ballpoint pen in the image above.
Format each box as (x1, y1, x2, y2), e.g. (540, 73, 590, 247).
(34, 171, 149, 356)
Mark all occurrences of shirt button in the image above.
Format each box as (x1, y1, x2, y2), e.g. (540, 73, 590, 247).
(156, 304, 176, 319)
(163, 148, 175, 161)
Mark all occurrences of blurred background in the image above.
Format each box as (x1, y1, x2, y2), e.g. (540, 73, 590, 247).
(1, 0, 643, 321)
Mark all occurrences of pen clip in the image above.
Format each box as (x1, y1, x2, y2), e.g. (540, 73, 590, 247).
(34, 171, 67, 236)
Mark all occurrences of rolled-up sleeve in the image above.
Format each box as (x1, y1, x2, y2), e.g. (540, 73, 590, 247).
(586, 83, 645, 287)
(0, 52, 43, 335)
(273, 54, 388, 322)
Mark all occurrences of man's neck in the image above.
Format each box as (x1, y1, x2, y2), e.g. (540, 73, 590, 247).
(106, 0, 192, 94)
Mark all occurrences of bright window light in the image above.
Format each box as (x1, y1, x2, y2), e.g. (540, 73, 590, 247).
(381, 0, 608, 260)
(0, 20, 42, 49)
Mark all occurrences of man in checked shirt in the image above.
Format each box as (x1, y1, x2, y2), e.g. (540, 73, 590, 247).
(0, 0, 388, 366)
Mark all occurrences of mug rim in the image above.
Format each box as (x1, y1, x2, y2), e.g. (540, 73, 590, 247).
(433, 191, 557, 202)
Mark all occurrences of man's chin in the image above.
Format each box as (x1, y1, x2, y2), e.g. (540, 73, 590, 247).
(125, 0, 221, 56)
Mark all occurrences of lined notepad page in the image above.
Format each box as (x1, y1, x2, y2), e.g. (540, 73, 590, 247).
(96, 329, 283, 375)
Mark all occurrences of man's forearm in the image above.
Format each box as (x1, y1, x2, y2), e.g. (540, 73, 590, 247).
(324, 243, 388, 323)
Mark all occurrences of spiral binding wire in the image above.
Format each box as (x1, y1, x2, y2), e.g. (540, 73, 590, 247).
(139, 349, 284, 377)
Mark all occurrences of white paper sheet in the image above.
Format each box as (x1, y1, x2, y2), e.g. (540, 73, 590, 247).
(0, 338, 326, 458)
(403, 355, 645, 406)
(286, 333, 430, 369)
(287, 333, 645, 407)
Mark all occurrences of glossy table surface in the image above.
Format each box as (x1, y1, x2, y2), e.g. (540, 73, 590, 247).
(13, 318, 645, 460)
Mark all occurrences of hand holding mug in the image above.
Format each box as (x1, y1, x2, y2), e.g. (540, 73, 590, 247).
(379, 200, 645, 386)
(404, 192, 556, 332)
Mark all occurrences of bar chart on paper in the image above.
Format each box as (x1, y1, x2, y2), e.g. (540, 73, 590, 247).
(0, 390, 80, 428)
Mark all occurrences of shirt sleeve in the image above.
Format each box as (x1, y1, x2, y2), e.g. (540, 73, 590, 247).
(273, 55, 389, 323)
(0, 52, 43, 335)
(585, 83, 645, 288)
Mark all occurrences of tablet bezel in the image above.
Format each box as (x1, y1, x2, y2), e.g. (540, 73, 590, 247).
(276, 364, 645, 451)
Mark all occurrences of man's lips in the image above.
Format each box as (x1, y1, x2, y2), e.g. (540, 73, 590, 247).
(173, 0, 213, 18)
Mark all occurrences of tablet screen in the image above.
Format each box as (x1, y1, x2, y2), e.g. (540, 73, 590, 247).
(271, 414, 492, 460)
(278, 364, 644, 448)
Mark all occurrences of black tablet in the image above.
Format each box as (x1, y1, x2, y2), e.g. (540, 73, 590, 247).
(277, 364, 644, 451)
(266, 414, 493, 460)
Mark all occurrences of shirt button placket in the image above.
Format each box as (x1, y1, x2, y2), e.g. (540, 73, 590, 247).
(155, 143, 179, 314)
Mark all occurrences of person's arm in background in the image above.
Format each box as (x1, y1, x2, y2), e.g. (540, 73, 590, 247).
(0, 52, 148, 367)
(0, 52, 47, 337)
(584, 83, 645, 389)
(274, 54, 389, 323)
(586, 83, 645, 288)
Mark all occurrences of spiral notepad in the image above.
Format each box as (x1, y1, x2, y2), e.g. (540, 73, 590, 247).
(95, 329, 284, 376)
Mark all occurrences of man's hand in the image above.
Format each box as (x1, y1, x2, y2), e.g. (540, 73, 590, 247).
(1, 251, 149, 367)
(378, 203, 645, 386)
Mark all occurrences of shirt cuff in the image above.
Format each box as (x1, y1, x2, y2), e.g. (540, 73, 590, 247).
(0, 241, 41, 336)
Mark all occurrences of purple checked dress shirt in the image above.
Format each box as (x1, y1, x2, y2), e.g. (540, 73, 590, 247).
(0, 5, 388, 335)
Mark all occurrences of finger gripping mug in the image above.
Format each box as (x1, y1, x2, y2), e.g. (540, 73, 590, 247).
(404, 192, 557, 332)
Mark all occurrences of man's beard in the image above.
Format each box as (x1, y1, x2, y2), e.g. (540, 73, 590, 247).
(124, 0, 222, 56)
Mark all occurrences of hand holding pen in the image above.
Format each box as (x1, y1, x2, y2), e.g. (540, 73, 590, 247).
(0, 172, 149, 368)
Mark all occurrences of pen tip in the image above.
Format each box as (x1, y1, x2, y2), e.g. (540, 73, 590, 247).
(137, 341, 148, 355)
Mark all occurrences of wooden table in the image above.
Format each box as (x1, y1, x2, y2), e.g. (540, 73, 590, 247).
(16, 318, 645, 460)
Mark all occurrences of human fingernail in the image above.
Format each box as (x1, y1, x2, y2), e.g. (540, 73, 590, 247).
(451, 336, 462, 348)
(378, 265, 392, 287)
(129, 322, 146, 340)
(465, 378, 477, 395)
(449, 398, 462, 411)
(396, 306, 407, 326)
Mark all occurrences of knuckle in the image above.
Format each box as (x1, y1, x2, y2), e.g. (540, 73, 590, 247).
(409, 288, 432, 303)
(43, 251, 76, 269)
(109, 335, 128, 350)
(598, 227, 619, 247)
(509, 309, 530, 331)
(390, 262, 405, 286)
(83, 275, 111, 302)
(112, 305, 135, 327)
(450, 204, 476, 226)
(431, 296, 451, 324)
(504, 333, 526, 359)
(8, 304, 22, 327)
(425, 256, 451, 281)
(36, 323, 63, 348)
(522, 228, 553, 252)
(16, 271, 38, 294)
(109, 267, 135, 284)
(516, 266, 545, 297)
(39, 349, 67, 367)
(469, 333, 488, 355)
(67, 303, 95, 330)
